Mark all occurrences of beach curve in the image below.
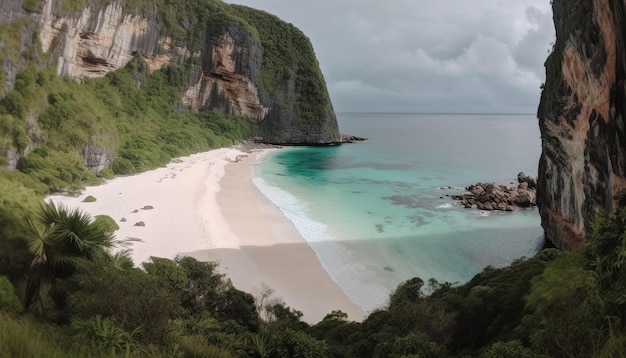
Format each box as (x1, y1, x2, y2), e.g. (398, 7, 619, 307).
(47, 147, 365, 323)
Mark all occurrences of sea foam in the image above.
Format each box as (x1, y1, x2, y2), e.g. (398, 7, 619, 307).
(253, 175, 390, 311)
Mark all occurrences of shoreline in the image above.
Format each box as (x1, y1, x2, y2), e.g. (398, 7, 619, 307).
(189, 150, 365, 323)
(47, 147, 365, 323)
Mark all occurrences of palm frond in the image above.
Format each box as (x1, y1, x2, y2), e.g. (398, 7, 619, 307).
(109, 250, 135, 270)
(23, 218, 49, 259)
(22, 201, 120, 311)
(48, 254, 83, 267)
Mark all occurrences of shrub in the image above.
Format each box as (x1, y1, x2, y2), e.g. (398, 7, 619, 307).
(93, 215, 120, 233)
(17, 147, 98, 193)
(96, 168, 115, 179)
(177, 335, 234, 358)
(62, 259, 178, 344)
(0, 276, 21, 313)
(480, 340, 535, 358)
(0, 173, 40, 282)
(70, 315, 141, 354)
(112, 157, 136, 175)
(82, 195, 97, 202)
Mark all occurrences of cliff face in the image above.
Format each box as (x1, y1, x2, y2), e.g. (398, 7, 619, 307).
(182, 26, 267, 121)
(537, 0, 626, 250)
(0, 0, 339, 150)
(39, 1, 163, 78)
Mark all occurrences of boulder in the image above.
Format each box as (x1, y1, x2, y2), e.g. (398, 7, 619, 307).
(452, 173, 537, 212)
(515, 190, 536, 207)
(469, 184, 484, 196)
(477, 202, 494, 210)
(517, 171, 537, 189)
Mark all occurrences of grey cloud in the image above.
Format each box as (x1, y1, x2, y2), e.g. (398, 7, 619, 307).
(226, 0, 555, 113)
(512, 6, 555, 78)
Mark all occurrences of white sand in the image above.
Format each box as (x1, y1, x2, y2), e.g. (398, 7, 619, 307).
(47, 147, 365, 323)
(48, 148, 243, 264)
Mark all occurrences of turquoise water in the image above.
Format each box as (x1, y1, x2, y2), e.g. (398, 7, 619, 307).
(253, 113, 544, 311)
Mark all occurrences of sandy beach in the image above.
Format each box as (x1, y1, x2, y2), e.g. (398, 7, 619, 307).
(47, 147, 365, 323)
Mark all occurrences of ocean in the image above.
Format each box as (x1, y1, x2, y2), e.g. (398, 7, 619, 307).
(253, 113, 544, 312)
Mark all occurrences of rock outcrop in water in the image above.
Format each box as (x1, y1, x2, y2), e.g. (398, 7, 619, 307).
(537, 0, 626, 250)
(0, 0, 340, 153)
(452, 172, 537, 211)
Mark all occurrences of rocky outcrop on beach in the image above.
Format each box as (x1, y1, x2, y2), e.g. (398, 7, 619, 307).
(453, 172, 537, 211)
(537, 0, 626, 250)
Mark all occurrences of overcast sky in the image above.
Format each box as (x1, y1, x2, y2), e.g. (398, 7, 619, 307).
(225, 0, 555, 114)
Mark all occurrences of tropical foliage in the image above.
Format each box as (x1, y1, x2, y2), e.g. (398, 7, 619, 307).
(1, 61, 251, 190)
(0, 193, 625, 357)
(1, 0, 626, 357)
(22, 201, 114, 313)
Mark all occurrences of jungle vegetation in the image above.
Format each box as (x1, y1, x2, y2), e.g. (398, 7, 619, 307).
(2, 194, 626, 357)
(1, 0, 626, 357)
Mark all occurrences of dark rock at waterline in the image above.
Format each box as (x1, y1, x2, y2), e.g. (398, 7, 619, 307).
(452, 172, 537, 211)
(341, 134, 368, 143)
(252, 134, 367, 146)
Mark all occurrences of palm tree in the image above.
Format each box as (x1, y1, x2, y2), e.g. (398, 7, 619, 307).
(23, 201, 114, 312)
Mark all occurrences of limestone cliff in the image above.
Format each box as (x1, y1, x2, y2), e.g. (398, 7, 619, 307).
(537, 0, 626, 250)
(0, 0, 340, 150)
(38, 1, 163, 78)
(181, 25, 267, 122)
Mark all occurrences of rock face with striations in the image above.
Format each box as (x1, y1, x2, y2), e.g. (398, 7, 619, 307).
(537, 0, 626, 250)
(0, 0, 340, 149)
(38, 1, 164, 78)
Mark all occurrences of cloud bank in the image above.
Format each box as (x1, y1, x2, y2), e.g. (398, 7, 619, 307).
(226, 0, 555, 114)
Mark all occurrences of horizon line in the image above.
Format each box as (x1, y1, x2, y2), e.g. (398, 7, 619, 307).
(336, 112, 536, 115)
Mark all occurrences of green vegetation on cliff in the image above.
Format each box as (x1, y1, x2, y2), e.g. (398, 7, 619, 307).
(1, 58, 250, 189)
(12, 0, 338, 147)
(230, 5, 333, 125)
(227, 4, 339, 143)
(1, 0, 337, 196)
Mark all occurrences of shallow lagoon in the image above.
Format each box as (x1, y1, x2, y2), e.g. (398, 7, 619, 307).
(254, 113, 544, 311)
